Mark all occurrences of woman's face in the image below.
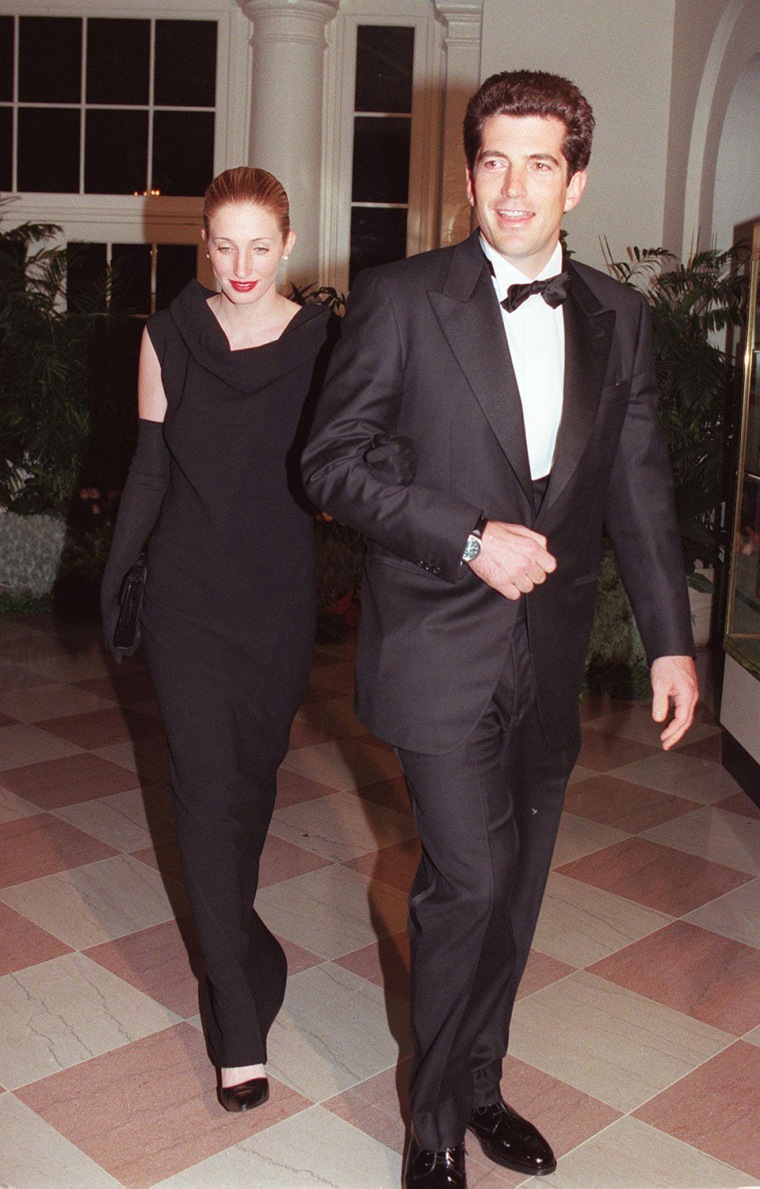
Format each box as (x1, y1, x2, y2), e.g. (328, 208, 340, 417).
(203, 202, 295, 306)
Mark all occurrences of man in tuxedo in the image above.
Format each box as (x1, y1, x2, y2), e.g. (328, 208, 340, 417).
(303, 70, 698, 1187)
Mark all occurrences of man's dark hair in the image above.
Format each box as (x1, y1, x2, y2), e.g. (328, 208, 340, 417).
(463, 70, 595, 178)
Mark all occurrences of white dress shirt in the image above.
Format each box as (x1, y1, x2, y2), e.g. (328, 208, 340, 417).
(480, 236, 565, 480)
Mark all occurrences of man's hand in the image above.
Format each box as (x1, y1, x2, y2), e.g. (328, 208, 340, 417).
(468, 521, 557, 599)
(650, 655, 699, 750)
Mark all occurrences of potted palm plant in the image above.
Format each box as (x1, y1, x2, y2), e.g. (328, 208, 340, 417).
(0, 210, 122, 603)
(602, 241, 747, 644)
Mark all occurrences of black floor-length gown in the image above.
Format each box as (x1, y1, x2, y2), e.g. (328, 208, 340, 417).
(141, 280, 332, 1067)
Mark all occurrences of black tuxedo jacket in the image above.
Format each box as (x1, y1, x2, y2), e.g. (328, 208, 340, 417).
(303, 231, 694, 754)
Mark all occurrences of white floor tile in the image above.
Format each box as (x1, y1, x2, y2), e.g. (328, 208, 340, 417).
(0, 1094, 121, 1188)
(509, 969, 734, 1112)
(257, 864, 408, 960)
(267, 963, 410, 1101)
(0, 952, 179, 1089)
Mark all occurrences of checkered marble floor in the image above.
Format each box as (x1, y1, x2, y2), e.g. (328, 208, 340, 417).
(1, 613, 759, 1188)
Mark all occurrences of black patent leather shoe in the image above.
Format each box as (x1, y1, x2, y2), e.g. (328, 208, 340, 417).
(403, 1134, 466, 1187)
(218, 1076, 269, 1113)
(467, 1097, 556, 1176)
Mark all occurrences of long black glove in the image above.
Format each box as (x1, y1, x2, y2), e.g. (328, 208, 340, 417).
(101, 419, 170, 661)
(364, 433, 417, 486)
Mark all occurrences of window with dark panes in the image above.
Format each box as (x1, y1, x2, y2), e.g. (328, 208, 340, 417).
(67, 241, 198, 316)
(0, 15, 217, 196)
(0, 17, 12, 191)
(349, 25, 414, 285)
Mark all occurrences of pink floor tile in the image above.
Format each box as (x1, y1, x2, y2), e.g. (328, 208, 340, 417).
(499, 1055, 622, 1161)
(324, 1058, 411, 1152)
(589, 920, 760, 1035)
(716, 791, 760, 819)
(676, 732, 723, 762)
(576, 730, 659, 771)
(277, 934, 325, 975)
(36, 707, 164, 748)
(335, 931, 411, 1000)
(0, 900, 72, 975)
(346, 836, 421, 894)
(356, 775, 413, 816)
(1, 753, 140, 808)
(516, 949, 577, 999)
(556, 835, 753, 915)
(634, 1040, 760, 1180)
(275, 767, 338, 808)
(288, 718, 335, 749)
(0, 812, 118, 886)
(85, 917, 202, 1018)
(16, 1023, 313, 1187)
(564, 772, 697, 833)
(0, 661, 52, 691)
(132, 839, 184, 884)
(259, 832, 331, 885)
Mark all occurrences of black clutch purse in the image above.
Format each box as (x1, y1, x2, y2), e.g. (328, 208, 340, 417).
(113, 553, 147, 655)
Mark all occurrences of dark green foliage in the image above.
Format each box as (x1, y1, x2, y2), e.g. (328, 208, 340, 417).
(0, 218, 103, 514)
(583, 549, 651, 700)
(0, 590, 52, 616)
(288, 281, 346, 314)
(314, 518, 366, 642)
(603, 242, 747, 573)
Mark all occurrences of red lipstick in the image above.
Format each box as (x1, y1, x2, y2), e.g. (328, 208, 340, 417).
(230, 281, 257, 292)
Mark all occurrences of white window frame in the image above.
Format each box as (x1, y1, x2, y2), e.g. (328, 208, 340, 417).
(0, 0, 251, 277)
(321, 0, 444, 294)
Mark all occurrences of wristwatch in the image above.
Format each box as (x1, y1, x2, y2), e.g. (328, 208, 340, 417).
(462, 514, 489, 563)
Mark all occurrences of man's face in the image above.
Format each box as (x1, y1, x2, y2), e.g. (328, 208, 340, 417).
(466, 113, 586, 277)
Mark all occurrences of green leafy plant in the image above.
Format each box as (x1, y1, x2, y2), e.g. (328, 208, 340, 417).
(0, 209, 113, 515)
(583, 548, 650, 700)
(288, 281, 346, 314)
(602, 241, 747, 578)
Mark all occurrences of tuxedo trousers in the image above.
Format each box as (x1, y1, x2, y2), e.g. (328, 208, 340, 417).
(396, 606, 578, 1151)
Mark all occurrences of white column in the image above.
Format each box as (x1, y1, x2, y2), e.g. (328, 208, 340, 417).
(237, 0, 339, 284)
(433, 0, 483, 247)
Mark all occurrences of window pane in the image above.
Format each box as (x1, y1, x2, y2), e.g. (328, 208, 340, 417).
(152, 111, 214, 197)
(66, 242, 108, 313)
(155, 20, 217, 108)
(156, 243, 197, 310)
(87, 19, 149, 106)
(18, 108, 80, 192)
(352, 116, 410, 204)
(355, 26, 414, 113)
(350, 207, 407, 285)
(0, 108, 11, 191)
(19, 17, 81, 104)
(112, 243, 152, 315)
(85, 109, 148, 194)
(0, 17, 13, 103)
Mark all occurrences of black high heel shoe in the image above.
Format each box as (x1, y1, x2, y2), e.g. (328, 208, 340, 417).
(218, 1076, 269, 1113)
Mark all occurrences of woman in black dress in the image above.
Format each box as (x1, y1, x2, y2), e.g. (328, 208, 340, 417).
(101, 167, 334, 1112)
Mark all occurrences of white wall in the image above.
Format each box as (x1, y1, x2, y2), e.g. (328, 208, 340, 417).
(477, 0, 676, 269)
(713, 53, 760, 250)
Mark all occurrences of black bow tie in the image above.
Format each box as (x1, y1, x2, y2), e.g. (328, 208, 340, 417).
(501, 272, 571, 314)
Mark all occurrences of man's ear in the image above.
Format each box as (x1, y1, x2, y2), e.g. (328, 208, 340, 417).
(564, 168, 587, 213)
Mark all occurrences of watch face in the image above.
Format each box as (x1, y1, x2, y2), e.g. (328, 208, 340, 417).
(463, 535, 481, 562)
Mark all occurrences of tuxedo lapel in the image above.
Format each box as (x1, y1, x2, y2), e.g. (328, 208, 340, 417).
(540, 262, 616, 515)
(427, 233, 534, 505)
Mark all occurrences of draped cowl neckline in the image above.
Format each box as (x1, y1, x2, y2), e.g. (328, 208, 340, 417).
(169, 280, 332, 395)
